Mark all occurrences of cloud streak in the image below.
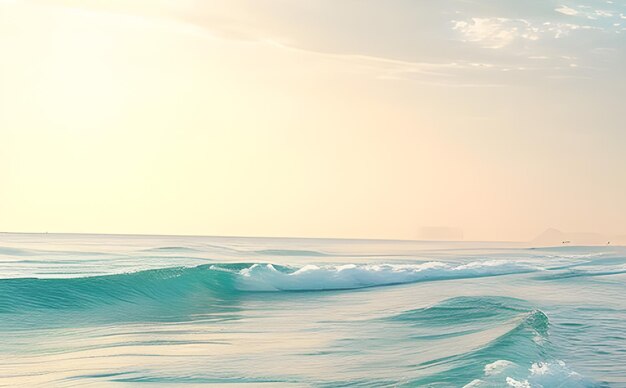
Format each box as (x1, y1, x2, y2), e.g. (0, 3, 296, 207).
(555, 6, 578, 16)
(452, 18, 540, 48)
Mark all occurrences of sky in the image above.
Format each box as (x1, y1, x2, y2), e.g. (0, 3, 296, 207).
(1, 0, 625, 241)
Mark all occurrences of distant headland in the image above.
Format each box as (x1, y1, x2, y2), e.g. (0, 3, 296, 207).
(532, 228, 626, 246)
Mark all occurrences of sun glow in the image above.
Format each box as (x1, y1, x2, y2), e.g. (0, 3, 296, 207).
(1, 1, 625, 241)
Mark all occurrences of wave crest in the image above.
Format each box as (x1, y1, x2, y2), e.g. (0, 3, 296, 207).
(230, 260, 538, 291)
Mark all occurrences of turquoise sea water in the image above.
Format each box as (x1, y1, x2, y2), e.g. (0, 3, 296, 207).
(0, 233, 625, 387)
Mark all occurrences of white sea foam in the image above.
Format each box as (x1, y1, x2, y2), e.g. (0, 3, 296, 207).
(468, 360, 593, 388)
(527, 360, 588, 386)
(484, 360, 515, 376)
(234, 260, 538, 291)
(506, 377, 531, 388)
(463, 379, 484, 388)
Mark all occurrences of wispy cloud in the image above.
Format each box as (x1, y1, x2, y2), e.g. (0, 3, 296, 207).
(451, 17, 596, 48)
(24, 0, 625, 87)
(555, 6, 578, 16)
(452, 18, 540, 49)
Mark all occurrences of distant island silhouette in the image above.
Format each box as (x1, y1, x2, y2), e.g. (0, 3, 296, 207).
(532, 228, 626, 246)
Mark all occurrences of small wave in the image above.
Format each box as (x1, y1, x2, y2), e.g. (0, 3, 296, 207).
(465, 359, 602, 387)
(392, 296, 603, 387)
(253, 249, 330, 257)
(0, 246, 36, 256)
(142, 246, 204, 253)
(536, 265, 626, 280)
(389, 296, 532, 327)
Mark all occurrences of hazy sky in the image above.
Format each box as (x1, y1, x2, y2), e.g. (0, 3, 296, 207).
(1, 0, 625, 241)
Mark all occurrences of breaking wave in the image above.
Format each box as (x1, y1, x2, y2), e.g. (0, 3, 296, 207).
(0, 261, 538, 316)
(230, 260, 538, 291)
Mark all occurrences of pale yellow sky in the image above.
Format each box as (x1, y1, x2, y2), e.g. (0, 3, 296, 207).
(1, 0, 625, 241)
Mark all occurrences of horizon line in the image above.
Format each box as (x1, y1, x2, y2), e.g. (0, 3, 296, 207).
(0, 230, 524, 244)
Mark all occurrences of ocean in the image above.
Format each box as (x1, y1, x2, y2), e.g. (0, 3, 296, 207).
(0, 233, 624, 387)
